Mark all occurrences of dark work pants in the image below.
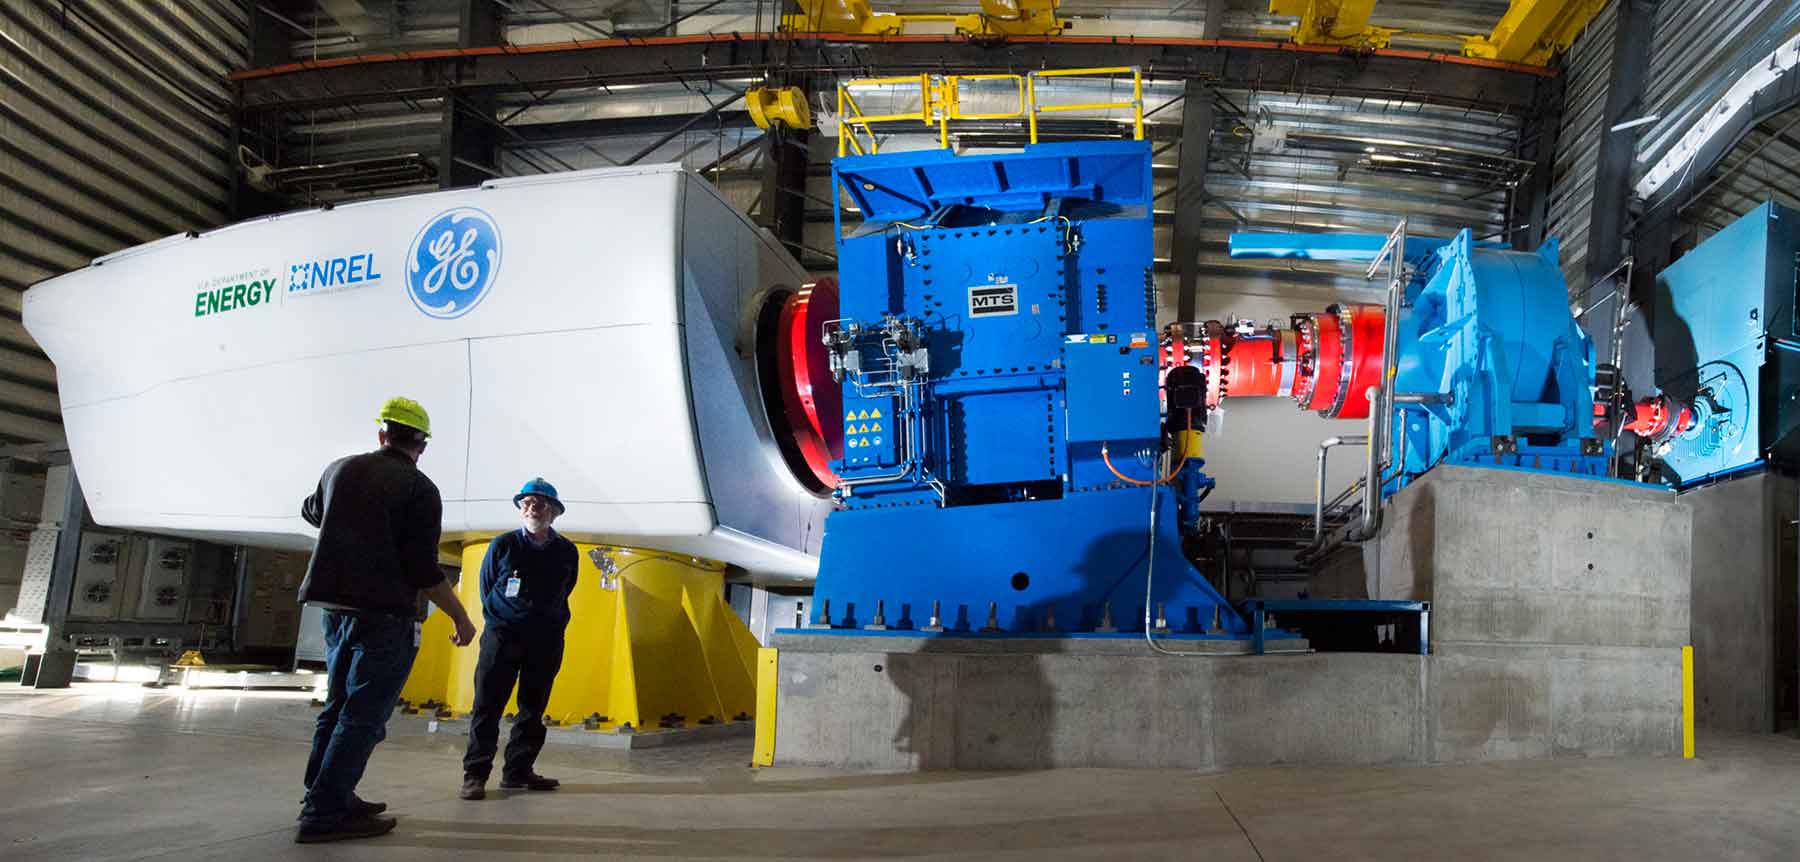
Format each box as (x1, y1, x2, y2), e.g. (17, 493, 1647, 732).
(301, 611, 417, 825)
(462, 626, 565, 781)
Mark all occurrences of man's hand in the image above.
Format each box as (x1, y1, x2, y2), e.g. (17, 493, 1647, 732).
(450, 615, 477, 646)
(424, 578, 479, 647)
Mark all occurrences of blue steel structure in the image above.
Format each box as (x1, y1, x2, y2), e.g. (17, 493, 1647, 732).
(1641, 201, 1800, 485)
(806, 141, 1259, 638)
(1229, 229, 1609, 497)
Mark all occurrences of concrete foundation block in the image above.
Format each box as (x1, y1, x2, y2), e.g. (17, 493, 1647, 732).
(1210, 653, 1424, 767)
(776, 467, 1691, 771)
(1373, 466, 1691, 649)
(774, 639, 1682, 770)
(1428, 647, 1554, 761)
(1683, 472, 1796, 733)
(1428, 643, 1681, 762)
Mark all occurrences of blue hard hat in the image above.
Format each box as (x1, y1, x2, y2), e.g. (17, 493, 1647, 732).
(513, 477, 564, 514)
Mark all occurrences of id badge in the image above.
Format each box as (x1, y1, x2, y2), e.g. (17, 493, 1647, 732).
(504, 574, 521, 599)
(412, 620, 422, 648)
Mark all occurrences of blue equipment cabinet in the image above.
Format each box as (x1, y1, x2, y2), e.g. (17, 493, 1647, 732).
(808, 141, 1259, 638)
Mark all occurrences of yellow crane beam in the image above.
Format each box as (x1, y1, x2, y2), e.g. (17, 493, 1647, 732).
(1267, 0, 1397, 51)
(1462, 0, 1608, 66)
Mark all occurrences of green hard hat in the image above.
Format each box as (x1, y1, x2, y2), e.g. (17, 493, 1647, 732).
(376, 396, 431, 436)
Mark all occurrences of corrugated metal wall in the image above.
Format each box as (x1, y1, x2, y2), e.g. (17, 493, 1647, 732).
(1544, 0, 1615, 291)
(1635, 0, 1800, 192)
(1636, 0, 1800, 239)
(1548, 1, 1800, 279)
(0, 0, 246, 444)
(1686, 103, 1800, 235)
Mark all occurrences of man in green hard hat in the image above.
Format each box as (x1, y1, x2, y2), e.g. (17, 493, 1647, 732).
(294, 396, 478, 844)
(459, 477, 579, 801)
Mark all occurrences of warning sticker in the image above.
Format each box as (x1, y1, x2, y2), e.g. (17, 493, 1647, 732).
(968, 284, 1019, 317)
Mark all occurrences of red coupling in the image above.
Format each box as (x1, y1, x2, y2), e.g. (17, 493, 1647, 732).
(1623, 395, 1695, 439)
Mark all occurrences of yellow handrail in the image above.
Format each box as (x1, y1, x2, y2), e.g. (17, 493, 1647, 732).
(835, 66, 1143, 155)
(1028, 66, 1143, 143)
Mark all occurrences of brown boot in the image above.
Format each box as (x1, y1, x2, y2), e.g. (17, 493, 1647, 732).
(459, 777, 486, 800)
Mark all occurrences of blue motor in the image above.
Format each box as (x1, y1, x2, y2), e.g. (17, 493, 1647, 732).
(1627, 201, 1800, 486)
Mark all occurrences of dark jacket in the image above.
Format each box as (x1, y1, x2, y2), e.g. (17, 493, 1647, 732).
(299, 447, 445, 617)
(478, 529, 578, 635)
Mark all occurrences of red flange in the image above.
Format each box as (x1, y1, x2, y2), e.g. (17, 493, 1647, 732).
(1322, 304, 1386, 420)
(773, 279, 842, 490)
(1173, 304, 1386, 420)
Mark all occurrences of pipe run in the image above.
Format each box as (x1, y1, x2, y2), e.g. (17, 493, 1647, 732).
(1313, 435, 1368, 545)
(1353, 218, 1408, 541)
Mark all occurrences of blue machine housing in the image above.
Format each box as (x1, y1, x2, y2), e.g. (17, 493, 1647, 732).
(808, 141, 1257, 638)
(1649, 201, 1800, 485)
(1230, 230, 1608, 496)
(1386, 231, 1606, 491)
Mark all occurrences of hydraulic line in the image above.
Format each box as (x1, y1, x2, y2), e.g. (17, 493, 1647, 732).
(1139, 448, 1214, 657)
(1101, 441, 1187, 486)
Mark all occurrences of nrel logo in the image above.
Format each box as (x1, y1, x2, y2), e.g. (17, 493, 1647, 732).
(406, 207, 501, 319)
(968, 284, 1019, 317)
(288, 252, 382, 297)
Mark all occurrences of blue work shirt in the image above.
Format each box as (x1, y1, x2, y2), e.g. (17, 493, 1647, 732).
(477, 528, 579, 635)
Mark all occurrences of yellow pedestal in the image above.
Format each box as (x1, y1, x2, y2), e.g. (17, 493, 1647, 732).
(402, 541, 760, 731)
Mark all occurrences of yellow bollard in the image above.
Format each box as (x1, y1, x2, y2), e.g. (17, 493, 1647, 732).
(1682, 644, 1695, 759)
(753, 648, 779, 767)
(405, 540, 760, 732)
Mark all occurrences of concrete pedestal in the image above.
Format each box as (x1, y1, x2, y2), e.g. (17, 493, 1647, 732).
(1681, 471, 1797, 732)
(773, 466, 1693, 769)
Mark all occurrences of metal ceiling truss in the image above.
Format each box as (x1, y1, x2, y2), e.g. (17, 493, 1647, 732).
(231, 34, 1552, 119)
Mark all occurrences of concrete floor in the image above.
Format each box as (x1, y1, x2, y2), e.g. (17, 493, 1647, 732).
(2, 685, 1798, 861)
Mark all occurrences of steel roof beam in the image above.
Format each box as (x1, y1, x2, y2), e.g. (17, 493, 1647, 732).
(232, 35, 1551, 118)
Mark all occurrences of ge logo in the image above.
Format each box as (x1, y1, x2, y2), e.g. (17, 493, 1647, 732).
(406, 207, 501, 319)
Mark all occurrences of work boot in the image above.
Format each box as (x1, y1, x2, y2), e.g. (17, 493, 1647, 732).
(294, 814, 398, 844)
(459, 777, 486, 800)
(296, 794, 387, 821)
(499, 772, 559, 791)
(351, 796, 388, 816)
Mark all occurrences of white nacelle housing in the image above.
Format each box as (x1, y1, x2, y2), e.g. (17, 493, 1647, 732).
(25, 165, 828, 581)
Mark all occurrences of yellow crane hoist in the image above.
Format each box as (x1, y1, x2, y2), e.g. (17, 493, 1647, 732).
(781, 0, 1066, 37)
(1268, 0, 1607, 67)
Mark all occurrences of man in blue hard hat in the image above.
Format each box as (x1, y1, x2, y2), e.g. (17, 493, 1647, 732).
(296, 396, 478, 843)
(459, 477, 580, 801)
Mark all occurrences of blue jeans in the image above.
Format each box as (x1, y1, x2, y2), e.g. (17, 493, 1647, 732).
(301, 610, 417, 825)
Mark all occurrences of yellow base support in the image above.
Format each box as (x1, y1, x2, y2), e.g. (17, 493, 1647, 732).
(402, 540, 759, 733)
(1682, 644, 1695, 759)
(397, 608, 456, 708)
